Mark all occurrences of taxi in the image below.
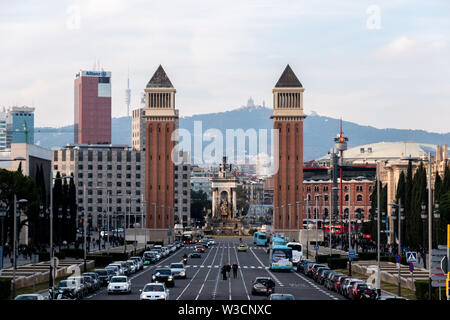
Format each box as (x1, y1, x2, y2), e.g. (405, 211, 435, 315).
(237, 244, 248, 252)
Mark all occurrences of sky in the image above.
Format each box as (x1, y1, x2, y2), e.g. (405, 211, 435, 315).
(1, 0, 449, 133)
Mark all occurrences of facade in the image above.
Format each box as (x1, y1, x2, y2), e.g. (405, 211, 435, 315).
(190, 166, 213, 200)
(263, 175, 274, 205)
(0, 111, 8, 150)
(210, 157, 238, 220)
(144, 65, 178, 238)
(52, 144, 145, 229)
(270, 65, 306, 237)
(74, 70, 112, 145)
(131, 107, 146, 151)
(241, 179, 264, 205)
(174, 151, 191, 226)
(0, 106, 35, 150)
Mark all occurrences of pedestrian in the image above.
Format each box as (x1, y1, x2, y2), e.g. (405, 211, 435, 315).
(226, 264, 231, 278)
(232, 263, 238, 279)
(221, 265, 227, 280)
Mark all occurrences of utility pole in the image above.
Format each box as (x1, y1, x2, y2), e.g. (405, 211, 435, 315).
(428, 152, 432, 300)
(376, 161, 381, 298)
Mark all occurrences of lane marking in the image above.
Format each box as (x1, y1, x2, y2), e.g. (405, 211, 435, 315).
(249, 247, 284, 287)
(232, 240, 250, 300)
(176, 247, 217, 300)
(212, 240, 226, 300)
(195, 245, 221, 300)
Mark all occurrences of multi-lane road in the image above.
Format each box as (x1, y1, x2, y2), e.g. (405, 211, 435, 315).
(88, 238, 343, 301)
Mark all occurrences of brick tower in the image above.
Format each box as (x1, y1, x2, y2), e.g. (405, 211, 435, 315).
(144, 65, 179, 242)
(271, 65, 307, 240)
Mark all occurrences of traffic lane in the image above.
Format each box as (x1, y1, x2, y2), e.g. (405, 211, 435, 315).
(174, 244, 223, 300)
(89, 246, 190, 300)
(192, 245, 225, 300)
(251, 245, 343, 300)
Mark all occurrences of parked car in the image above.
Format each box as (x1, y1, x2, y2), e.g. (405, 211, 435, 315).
(67, 276, 88, 297)
(251, 277, 276, 296)
(94, 269, 111, 286)
(56, 279, 84, 299)
(343, 279, 364, 298)
(303, 262, 316, 276)
(318, 268, 332, 285)
(350, 282, 377, 300)
(105, 265, 121, 276)
(170, 262, 187, 279)
(313, 267, 330, 282)
(151, 268, 175, 287)
(327, 272, 343, 291)
(335, 275, 350, 293)
(82, 272, 101, 290)
(309, 264, 326, 278)
(139, 282, 169, 300)
(296, 259, 312, 273)
(107, 276, 132, 294)
(130, 256, 144, 270)
(82, 275, 96, 293)
(14, 294, 45, 300)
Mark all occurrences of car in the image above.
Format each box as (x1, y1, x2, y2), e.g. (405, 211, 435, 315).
(170, 262, 187, 279)
(82, 275, 96, 292)
(317, 268, 332, 285)
(194, 245, 205, 253)
(152, 268, 175, 287)
(335, 275, 350, 293)
(326, 272, 343, 291)
(67, 276, 88, 297)
(82, 272, 101, 290)
(303, 261, 316, 276)
(56, 279, 84, 299)
(107, 276, 132, 294)
(190, 251, 202, 258)
(309, 264, 326, 278)
(14, 294, 45, 300)
(350, 282, 377, 300)
(237, 244, 248, 252)
(206, 237, 215, 245)
(296, 259, 312, 273)
(105, 265, 121, 276)
(114, 261, 130, 275)
(126, 260, 137, 274)
(109, 263, 125, 275)
(251, 277, 276, 296)
(94, 269, 111, 286)
(313, 267, 329, 282)
(151, 248, 163, 260)
(130, 256, 144, 270)
(268, 293, 294, 300)
(143, 251, 158, 265)
(140, 282, 169, 300)
(343, 279, 364, 298)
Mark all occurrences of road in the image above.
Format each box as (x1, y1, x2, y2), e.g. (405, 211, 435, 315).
(87, 238, 343, 301)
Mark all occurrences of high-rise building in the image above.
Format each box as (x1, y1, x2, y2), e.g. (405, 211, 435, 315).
(74, 70, 112, 145)
(0, 111, 8, 151)
(144, 65, 179, 242)
(131, 107, 146, 151)
(174, 151, 191, 226)
(271, 65, 306, 238)
(0, 106, 34, 150)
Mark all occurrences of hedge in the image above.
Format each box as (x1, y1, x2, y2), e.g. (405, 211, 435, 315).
(87, 255, 113, 268)
(357, 252, 377, 260)
(109, 252, 129, 261)
(38, 252, 50, 262)
(0, 279, 11, 300)
(327, 258, 349, 270)
(61, 248, 84, 259)
(316, 254, 341, 263)
(415, 280, 441, 300)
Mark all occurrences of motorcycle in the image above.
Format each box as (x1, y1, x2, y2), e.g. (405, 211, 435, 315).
(183, 257, 188, 264)
(56, 289, 77, 300)
(360, 290, 377, 300)
(266, 287, 274, 296)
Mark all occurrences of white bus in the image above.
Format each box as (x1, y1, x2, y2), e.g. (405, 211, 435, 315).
(286, 242, 303, 265)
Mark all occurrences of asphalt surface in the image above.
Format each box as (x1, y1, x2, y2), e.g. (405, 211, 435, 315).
(87, 238, 343, 301)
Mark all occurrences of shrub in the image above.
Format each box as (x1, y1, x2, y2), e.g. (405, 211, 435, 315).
(109, 252, 129, 261)
(357, 252, 377, 260)
(38, 252, 50, 262)
(327, 258, 349, 270)
(87, 255, 113, 267)
(0, 279, 11, 300)
(415, 280, 441, 300)
(61, 248, 84, 259)
(316, 254, 341, 263)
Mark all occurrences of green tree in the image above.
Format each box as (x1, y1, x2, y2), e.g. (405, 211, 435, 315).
(407, 162, 427, 250)
(395, 171, 406, 246)
(190, 190, 211, 225)
(443, 163, 450, 193)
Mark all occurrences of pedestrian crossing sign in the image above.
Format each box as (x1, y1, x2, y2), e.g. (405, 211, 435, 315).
(406, 252, 417, 263)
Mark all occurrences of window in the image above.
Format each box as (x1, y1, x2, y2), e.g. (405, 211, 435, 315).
(126, 174, 131, 179)
(88, 151, 93, 161)
(357, 194, 363, 202)
(78, 164, 83, 170)
(117, 165, 122, 170)
(116, 182, 122, 187)
(117, 173, 122, 179)
(97, 165, 103, 170)
(136, 174, 141, 179)
(88, 165, 93, 170)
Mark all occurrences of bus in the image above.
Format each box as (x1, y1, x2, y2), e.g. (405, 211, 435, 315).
(271, 236, 286, 247)
(253, 232, 269, 246)
(270, 245, 293, 270)
(286, 242, 303, 265)
(182, 231, 193, 244)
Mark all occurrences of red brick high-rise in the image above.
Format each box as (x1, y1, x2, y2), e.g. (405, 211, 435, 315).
(74, 70, 112, 144)
(271, 65, 307, 238)
(144, 65, 178, 235)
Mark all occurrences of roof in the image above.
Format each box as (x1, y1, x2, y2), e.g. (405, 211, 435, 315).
(275, 65, 303, 88)
(146, 65, 173, 88)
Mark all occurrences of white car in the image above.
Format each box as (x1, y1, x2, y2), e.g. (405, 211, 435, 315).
(14, 294, 45, 300)
(169, 262, 187, 279)
(107, 276, 132, 294)
(140, 283, 169, 300)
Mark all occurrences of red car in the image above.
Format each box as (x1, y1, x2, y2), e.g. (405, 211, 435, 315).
(350, 283, 376, 300)
(334, 275, 350, 293)
(194, 245, 205, 253)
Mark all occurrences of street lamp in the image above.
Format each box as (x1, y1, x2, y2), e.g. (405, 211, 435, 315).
(421, 201, 427, 257)
(0, 201, 7, 272)
(12, 196, 28, 298)
(433, 201, 440, 247)
(389, 200, 404, 297)
(57, 207, 63, 252)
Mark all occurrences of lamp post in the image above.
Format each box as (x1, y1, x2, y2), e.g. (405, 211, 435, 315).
(433, 201, 440, 247)
(57, 207, 63, 252)
(421, 202, 427, 261)
(389, 200, 404, 297)
(315, 194, 321, 262)
(305, 198, 309, 259)
(0, 201, 7, 273)
(376, 161, 381, 298)
(12, 196, 28, 298)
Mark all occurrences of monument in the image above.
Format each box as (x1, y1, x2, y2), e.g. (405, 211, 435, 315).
(206, 157, 243, 235)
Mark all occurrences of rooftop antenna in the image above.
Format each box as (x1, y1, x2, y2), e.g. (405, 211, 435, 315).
(125, 68, 131, 117)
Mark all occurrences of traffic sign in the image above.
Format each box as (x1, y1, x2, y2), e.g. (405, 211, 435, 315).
(349, 250, 356, 259)
(409, 263, 414, 272)
(406, 252, 417, 263)
(314, 244, 319, 251)
(395, 254, 401, 263)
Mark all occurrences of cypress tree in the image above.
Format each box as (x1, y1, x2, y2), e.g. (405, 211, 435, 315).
(443, 163, 450, 193)
(395, 171, 406, 246)
(68, 176, 77, 243)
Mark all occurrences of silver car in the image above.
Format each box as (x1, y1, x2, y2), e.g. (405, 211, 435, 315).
(169, 262, 187, 279)
(139, 282, 169, 300)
